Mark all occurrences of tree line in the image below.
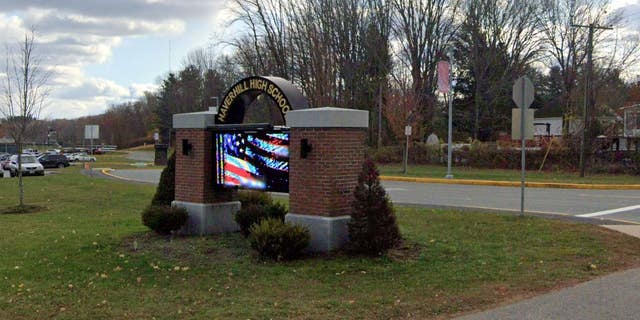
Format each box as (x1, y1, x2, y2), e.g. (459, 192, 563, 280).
(6, 0, 640, 149)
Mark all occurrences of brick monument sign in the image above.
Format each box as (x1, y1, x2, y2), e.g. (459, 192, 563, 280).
(172, 76, 368, 252)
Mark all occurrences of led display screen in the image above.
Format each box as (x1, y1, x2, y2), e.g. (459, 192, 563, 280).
(214, 130, 289, 192)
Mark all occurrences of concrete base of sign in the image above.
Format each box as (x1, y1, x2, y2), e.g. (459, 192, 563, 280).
(173, 200, 241, 235)
(285, 213, 351, 252)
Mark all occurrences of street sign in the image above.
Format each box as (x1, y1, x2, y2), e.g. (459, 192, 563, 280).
(404, 125, 412, 136)
(511, 108, 535, 140)
(512, 76, 534, 109)
(84, 125, 99, 140)
(511, 76, 535, 218)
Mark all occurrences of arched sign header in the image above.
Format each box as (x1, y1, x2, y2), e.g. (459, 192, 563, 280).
(216, 76, 309, 124)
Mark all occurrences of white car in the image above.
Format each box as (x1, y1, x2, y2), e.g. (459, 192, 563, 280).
(8, 154, 45, 177)
(71, 152, 96, 162)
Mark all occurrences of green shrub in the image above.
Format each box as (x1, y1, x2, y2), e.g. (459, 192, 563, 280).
(368, 146, 402, 163)
(235, 202, 288, 237)
(249, 218, 310, 261)
(237, 190, 272, 207)
(348, 159, 401, 255)
(142, 205, 188, 235)
(151, 152, 175, 206)
(410, 142, 442, 164)
(265, 202, 288, 221)
(235, 204, 267, 237)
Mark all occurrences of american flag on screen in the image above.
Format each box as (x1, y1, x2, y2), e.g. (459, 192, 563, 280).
(215, 131, 289, 192)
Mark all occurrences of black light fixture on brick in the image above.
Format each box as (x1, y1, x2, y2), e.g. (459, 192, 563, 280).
(300, 139, 312, 158)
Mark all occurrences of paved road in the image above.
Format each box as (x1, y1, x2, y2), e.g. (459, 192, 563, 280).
(109, 168, 640, 224)
(456, 268, 640, 320)
(383, 180, 640, 224)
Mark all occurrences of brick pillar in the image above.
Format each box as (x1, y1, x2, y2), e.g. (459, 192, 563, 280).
(174, 129, 216, 203)
(285, 107, 368, 252)
(172, 110, 239, 235)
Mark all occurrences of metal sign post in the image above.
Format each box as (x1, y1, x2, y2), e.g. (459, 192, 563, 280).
(512, 76, 534, 217)
(403, 125, 411, 174)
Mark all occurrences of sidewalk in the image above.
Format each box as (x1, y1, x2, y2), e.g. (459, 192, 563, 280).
(455, 266, 640, 320)
(455, 224, 640, 320)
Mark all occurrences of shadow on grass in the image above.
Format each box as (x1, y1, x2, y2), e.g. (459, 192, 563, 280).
(1, 204, 47, 214)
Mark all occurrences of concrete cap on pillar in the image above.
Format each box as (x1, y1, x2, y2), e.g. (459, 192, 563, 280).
(173, 110, 217, 129)
(285, 107, 369, 128)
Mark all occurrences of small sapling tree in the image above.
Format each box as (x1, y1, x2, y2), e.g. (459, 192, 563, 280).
(1, 30, 51, 211)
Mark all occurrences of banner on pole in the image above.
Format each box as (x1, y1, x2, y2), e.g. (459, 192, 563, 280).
(437, 61, 450, 93)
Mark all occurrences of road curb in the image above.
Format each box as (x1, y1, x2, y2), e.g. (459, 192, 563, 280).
(380, 176, 640, 190)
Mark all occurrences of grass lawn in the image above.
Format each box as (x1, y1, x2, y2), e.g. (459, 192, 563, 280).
(379, 163, 640, 185)
(88, 151, 163, 170)
(1, 169, 640, 319)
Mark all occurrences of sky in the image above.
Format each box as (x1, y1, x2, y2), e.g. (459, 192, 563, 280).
(0, 0, 232, 120)
(0, 0, 639, 120)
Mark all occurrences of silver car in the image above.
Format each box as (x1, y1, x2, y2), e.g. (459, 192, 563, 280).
(8, 154, 45, 177)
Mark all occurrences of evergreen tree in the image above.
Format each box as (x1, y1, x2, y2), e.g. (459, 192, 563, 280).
(348, 159, 401, 255)
(151, 152, 175, 206)
(154, 73, 179, 144)
(177, 65, 204, 113)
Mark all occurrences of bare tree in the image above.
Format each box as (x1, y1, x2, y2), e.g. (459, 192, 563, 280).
(458, 0, 543, 139)
(541, 0, 615, 131)
(391, 0, 459, 133)
(1, 30, 51, 209)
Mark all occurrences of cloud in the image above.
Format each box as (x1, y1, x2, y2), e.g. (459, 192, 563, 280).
(22, 9, 185, 37)
(0, 0, 224, 21)
(56, 78, 130, 100)
(45, 78, 158, 119)
(129, 83, 159, 97)
(0, 0, 226, 119)
(614, 2, 640, 30)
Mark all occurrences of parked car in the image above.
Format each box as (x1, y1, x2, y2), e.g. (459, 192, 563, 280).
(0, 153, 11, 170)
(8, 154, 45, 177)
(38, 154, 70, 168)
(69, 152, 96, 162)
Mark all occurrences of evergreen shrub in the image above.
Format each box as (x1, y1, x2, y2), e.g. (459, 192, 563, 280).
(237, 190, 272, 207)
(348, 159, 401, 255)
(142, 205, 188, 235)
(235, 204, 267, 237)
(249, 218, 310, 261)
(235, 202, 288, 237)
(151, 152, 175, 206)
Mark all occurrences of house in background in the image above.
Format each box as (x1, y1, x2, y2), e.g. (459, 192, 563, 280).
(622, 104, 640, 138)
(533, 117, 563, 137)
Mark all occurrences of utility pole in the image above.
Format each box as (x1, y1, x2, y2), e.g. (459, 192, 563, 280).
(572, 23, 612, 177)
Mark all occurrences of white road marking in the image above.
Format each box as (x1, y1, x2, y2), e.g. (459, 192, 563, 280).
(577, 205, 640, 218)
